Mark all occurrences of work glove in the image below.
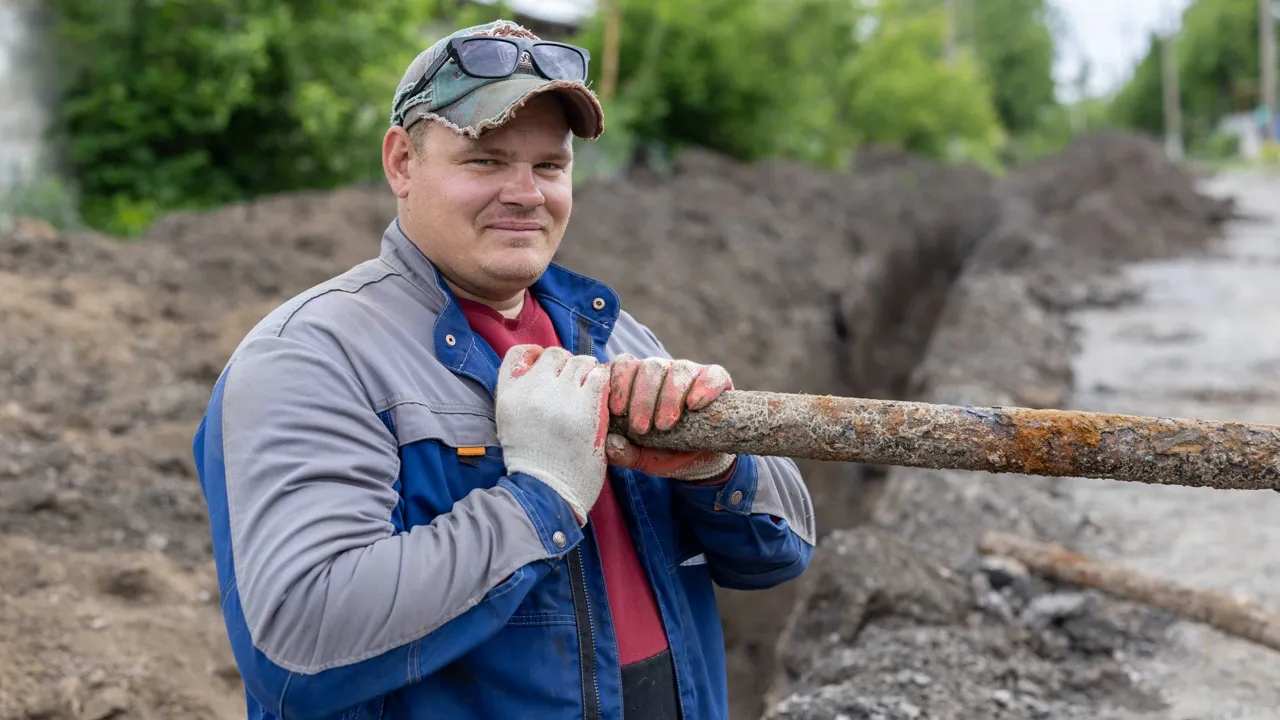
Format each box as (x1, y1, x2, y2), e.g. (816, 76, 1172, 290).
(605, 355, 738, 483)
(496, 345, 611, 525)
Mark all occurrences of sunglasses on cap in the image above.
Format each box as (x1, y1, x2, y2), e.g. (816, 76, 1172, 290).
(394, 36, 592, 121)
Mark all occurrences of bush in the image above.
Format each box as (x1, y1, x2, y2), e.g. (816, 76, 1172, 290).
(47, 0, 468, 235)
(0, 172, 82, 231)
(1199, 130, 1242, 160)
(570, 0, 1005, 170)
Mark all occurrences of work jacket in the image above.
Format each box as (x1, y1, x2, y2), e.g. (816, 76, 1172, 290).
(191, 220, 817, 720)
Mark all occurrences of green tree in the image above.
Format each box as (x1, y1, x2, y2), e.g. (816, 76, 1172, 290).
(972, 0, 1060, 134)
(1110, 0, 1271, 148)
(572, 0, 1004, 168)
(842, 0, 1005, 166)
(48, 0, 472, 235)
(571, 0, 862, 165)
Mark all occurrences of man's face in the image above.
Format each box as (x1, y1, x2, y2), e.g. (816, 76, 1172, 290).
(384, 93, 575, 303)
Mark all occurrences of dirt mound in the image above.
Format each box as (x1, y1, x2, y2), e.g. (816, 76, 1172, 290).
(0, 536, 238, 720)
(0, 130, 1231, 719)
(1008, 130, 1236, 262)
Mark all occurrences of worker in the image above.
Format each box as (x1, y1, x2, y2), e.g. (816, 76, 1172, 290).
(192, 18, 815, 720)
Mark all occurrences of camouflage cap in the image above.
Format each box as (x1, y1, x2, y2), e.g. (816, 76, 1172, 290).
(390, 20, 604, 140)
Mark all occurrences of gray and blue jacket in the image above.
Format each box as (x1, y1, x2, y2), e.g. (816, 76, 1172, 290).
(192, 220, 817, 719)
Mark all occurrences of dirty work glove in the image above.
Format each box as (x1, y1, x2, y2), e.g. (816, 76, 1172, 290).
(495, 345, 611, 526)
(605, 355, 737, 482)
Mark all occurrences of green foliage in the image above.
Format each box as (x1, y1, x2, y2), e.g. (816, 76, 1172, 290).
(48, 0, 464, 235)
(0, 172, 82, 231)
(49, 0, 1068, 233)
(1196, 130, 1242, 159)
(570, 0, 1006, 168)
(570, 0, 852, 165)
(1002, 96, 1119, 166)
(842, 1, 1004, 165)
(971, 0, 1060, 134)
(1110, 0, 1271, 147)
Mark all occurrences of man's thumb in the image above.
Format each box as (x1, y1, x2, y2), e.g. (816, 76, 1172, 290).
(605, 433, 640, 467)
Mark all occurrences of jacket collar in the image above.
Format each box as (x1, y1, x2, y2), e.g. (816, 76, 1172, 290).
(378, 218, 623, 393)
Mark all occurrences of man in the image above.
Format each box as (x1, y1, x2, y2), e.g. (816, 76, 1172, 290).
(193, 18, 815, 720)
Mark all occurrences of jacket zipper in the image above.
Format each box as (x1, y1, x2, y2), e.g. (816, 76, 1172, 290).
(571, 317, 602, 720)
(567, 546, 602, 719)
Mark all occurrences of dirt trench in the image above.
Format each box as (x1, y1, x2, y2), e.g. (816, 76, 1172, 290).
(762, 133, 1235, 720)
(0, 131, 1231, 719)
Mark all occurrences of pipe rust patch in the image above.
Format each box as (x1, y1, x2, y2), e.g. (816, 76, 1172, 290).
(812, 396, 845, 423)
(1003, 409, 1104, 474)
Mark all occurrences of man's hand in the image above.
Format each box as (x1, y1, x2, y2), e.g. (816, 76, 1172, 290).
(496, 345, 611, 525)
(605, 355, 737, 483)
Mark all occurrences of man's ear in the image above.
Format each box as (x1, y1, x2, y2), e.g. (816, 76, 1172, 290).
(383, 125, 414, 199)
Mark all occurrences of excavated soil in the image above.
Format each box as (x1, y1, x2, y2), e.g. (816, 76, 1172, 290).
(0, 130, 1233, 719)
(762, 132, 1235, 720)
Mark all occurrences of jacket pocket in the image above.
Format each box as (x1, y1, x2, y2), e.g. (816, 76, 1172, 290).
(508, 556, 577, 626)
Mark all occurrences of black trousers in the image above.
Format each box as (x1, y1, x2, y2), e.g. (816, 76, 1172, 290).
(620, 648, 681, 719)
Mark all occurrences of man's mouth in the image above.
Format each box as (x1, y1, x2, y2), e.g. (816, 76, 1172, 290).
(487, 221, 544, 232)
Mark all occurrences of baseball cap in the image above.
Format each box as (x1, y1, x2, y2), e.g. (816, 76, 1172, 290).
(390, 20, 605, 140)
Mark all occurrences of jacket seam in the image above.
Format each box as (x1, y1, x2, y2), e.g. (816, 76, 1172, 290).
(273, 268, 401, 339)
(376, 254, 445, 313)
(622, 469, 673, 573)
(375, 398, 494, 420)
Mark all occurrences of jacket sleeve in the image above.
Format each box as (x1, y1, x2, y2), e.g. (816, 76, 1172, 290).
(614, 316, 816, 589)
(672, 453, 816, 589)
(193, 333, 582, 720)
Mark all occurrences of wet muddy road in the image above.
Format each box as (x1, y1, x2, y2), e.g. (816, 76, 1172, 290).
(1069, 169, 1280, 720)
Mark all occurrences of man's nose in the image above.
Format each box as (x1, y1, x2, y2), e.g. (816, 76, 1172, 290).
(498, 164, 545, 207)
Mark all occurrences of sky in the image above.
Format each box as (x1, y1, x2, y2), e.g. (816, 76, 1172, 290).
(479, 0, 1192, 101)
(1051, 0, 1195, 99)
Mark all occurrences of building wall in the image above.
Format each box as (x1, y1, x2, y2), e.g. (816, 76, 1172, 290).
(0, 0, 57, 189)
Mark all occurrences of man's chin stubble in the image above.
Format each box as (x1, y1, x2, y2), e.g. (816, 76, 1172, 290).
(483, 259, 549, 286)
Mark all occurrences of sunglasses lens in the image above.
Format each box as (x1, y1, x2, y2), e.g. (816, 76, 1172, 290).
(532, 45, 586, 81)
(457, 38, 519, 77)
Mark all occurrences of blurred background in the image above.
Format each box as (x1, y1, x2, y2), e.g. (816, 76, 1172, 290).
(1, 0, 1276, 235)
(1, 2, 1279, 719)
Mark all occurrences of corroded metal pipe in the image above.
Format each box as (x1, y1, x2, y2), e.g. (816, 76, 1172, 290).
(980, 531, 1280, 652)
(609, 390, 1280, 491)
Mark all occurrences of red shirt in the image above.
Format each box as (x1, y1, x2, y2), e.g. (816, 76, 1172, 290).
(457, 290, 670, 667)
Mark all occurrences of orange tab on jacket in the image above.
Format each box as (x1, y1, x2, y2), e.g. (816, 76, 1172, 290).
(456, 447, 487, 457)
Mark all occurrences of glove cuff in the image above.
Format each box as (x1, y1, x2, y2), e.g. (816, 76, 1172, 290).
(675, 453, 737, 483)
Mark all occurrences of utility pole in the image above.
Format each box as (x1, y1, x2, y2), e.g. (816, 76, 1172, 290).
(1262, 0, 1278, 141)
(945, 0, 957, 66)
(1161, 0, 1184, 160)
(600, 0, 621, 102)
(943, 0, 960, 157)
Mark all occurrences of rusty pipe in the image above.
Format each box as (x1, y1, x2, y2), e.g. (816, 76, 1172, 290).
(608, 390, 1280, 491)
